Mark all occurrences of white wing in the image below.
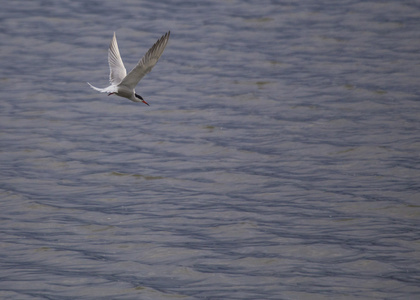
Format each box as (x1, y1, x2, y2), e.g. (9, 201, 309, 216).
(119, 31, 170, 89)
(108, 32, 127, 85)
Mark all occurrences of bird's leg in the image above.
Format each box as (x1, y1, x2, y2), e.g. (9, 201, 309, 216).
(108, 93, 114, 96)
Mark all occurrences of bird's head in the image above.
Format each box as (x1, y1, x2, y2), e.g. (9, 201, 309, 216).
(135, 93, 149, 106)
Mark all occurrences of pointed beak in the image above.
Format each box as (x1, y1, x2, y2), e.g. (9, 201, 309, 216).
(135, 93, 148, 105)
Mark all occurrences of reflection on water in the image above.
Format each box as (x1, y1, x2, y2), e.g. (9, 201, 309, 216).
(1, 0, 420, 299)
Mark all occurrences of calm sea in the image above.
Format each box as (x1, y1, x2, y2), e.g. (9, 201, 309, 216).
(1, 0, 419, 299)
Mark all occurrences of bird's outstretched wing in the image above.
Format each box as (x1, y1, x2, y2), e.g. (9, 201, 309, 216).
(108, 32, 127, 85)
(119, 31, 170, 89)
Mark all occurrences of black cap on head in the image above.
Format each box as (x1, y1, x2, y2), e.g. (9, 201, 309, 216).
(135, 93, 149, 106)
(135, 93, 144, 100)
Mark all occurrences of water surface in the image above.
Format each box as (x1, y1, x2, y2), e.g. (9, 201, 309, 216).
(1, 0, 420, 299)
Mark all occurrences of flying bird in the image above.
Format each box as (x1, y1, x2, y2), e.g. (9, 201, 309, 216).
(88, 31, 170, 105)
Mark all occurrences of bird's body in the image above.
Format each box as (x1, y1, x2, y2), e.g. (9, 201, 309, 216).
(88, 31, 170, 105)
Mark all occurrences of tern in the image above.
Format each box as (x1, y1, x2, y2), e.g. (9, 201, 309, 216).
(88, 31, 170, 105)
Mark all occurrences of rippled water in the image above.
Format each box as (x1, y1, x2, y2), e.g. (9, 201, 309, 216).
(1, 0, 420, 299)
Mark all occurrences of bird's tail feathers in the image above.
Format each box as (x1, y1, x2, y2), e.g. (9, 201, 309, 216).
(87, 82, 106, 92)
(87, 83, 118, 94)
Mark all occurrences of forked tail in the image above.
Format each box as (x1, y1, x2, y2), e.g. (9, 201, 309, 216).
(87, 83, 118, 95)
(87, 82, 106, 92)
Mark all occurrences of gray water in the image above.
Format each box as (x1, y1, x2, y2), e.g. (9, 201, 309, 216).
(1, 0, 420, 299)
